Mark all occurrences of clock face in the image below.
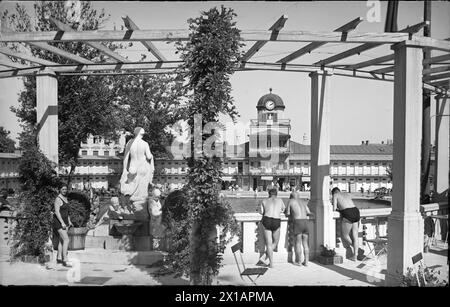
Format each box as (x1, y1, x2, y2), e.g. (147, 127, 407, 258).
(265, 100, 275, 110)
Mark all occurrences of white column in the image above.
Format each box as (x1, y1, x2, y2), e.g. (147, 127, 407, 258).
(309, 70, 335, 257)
(386, 42, 424, 286)
(36, 69, 58, 166)
(434, 95, 449, 196)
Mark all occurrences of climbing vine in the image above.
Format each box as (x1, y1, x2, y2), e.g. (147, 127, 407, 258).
(174, 6, 243, 285)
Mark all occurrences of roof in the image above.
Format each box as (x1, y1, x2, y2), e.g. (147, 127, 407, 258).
(0, 153, 21, 159)
(289, 141, 393, 155)
(257, 92, 285, 110)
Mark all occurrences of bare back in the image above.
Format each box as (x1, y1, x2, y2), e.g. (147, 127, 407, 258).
(287, 198, 310, 219)
(333, 192, 355, 211)
(260, 197, 285, 219)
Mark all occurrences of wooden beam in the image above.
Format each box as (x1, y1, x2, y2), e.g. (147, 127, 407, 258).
(0, 46, 59, 66)
(0, 29, 411, 44)
(0, 61, 180, 78)
(0, 53, 28, 68)
(27, 42, 93, 64)
(423, 65, 450, 75)
(277, 17, 363, 64)
(430, 79, 449, 88)
(371, 66, 395, 74)
(1, 22, 93, 65)
(122, 15, 166, 62)
(314, 22, 429, 66)
(423, 53, 450, 65)
(346, 54, 394, 70)
(423, 72, 450, 81)
(241, 15, 288, 62)
(49, 17, 130, 63)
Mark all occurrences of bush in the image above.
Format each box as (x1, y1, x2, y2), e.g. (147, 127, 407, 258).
(11, 143, 61, 262)
(401, 266, 449, 287)
(67, 191, 91, 228)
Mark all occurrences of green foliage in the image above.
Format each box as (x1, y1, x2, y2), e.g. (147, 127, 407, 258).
(11, 142, 61, 262)
(160, 189, 191, 277)
(401, 266, 448, 287)
(67, 191, 91, 227)
(0, 126, 16, 153)
(174, 6, 242, 284)
(108, 74, 188, 159)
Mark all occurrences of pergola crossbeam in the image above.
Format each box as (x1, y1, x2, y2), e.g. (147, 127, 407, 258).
(122, 15, 166, 62)
(346, 54, 394, 70)
(1, 22, 93, 65)
(277, 17, 363, 64)
(314, 21, 429, 67)
(0, 53, 29, 68)
(423, 65, 450, 75)
(241, 15, 288, 62)
(430, 79, 449, 88)
(0, 46, 59, 66)
(371, 66, 395, 74)
(423, 72, 450, 81)
(423, 53, 450, 65)
(49, 17, 131, 63)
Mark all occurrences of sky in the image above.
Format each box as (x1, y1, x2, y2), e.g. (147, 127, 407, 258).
(0, 1, 449, 146)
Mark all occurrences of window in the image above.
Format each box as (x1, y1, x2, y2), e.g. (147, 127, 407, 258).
(93, 137, 101, 144)
(93, 151, 99, 156)
(82, 150, 87, 156)
(104, 151, 109, 156)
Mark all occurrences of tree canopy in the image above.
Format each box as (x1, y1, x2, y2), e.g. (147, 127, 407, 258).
(0, 127, 16, 153)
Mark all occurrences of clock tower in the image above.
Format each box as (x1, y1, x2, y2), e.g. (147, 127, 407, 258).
(249, 89, 292, 191)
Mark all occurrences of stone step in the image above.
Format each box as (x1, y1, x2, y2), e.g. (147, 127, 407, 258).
(58, 248, 166, 266)
(85, 235, 153, 251)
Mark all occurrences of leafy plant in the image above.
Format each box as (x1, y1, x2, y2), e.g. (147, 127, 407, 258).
(401, 266, 448, 287)
(67, 191, 91, 228)
(320, 245, 336, 257)
(174, 6, 243, 285)
(10, 139, 61, 262)
(0, 126, 16, 153)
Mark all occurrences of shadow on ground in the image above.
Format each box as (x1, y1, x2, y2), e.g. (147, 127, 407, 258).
(314, 261, 384, 286)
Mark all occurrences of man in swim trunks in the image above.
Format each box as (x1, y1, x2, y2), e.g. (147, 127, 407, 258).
(260, 188, 285, 268)
(286, 192, 313, 266)
(331, 187, 360, 261)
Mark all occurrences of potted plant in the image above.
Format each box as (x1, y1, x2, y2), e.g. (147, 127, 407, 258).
(317, 245, 343, 265)
(67, 191, 91, 250)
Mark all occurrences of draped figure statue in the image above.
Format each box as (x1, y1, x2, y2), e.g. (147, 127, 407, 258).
(120, 127, 154, 201)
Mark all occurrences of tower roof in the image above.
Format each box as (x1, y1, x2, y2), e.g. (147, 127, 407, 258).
(257, 89, 285, 110)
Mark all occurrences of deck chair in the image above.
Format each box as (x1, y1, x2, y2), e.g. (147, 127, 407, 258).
(412, 252, 427, 287)
(231, 242, 268, 285)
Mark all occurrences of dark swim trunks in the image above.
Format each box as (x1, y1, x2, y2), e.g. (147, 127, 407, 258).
(293, 219, 309, 235)
(340, 207, 360, 223)
(262, 216, 281, 231)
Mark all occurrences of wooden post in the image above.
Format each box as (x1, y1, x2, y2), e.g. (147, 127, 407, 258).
(434, 95, 449, 196)
(36, 69, 58, 166)
(309, 70, 335, 258)
(386, 42, 424, 286)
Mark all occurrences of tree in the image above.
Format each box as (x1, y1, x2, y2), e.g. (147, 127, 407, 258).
(3, 1, 122, 186)
(175, 6, 242, 285)
(108, 74, 188, 159)
(0, 126, 15, 153)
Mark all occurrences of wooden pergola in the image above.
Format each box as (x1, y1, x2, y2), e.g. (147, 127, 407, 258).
(1, 15, 449, 286)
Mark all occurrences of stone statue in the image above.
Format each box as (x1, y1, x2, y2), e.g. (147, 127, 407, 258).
(120, 127, 154, 202)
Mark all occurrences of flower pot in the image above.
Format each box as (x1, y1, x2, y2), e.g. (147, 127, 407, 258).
(68, 227, 88, 250)
(317, 255, 343, 265)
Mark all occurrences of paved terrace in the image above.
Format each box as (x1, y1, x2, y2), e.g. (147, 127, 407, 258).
(1, 243, 447, 286)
